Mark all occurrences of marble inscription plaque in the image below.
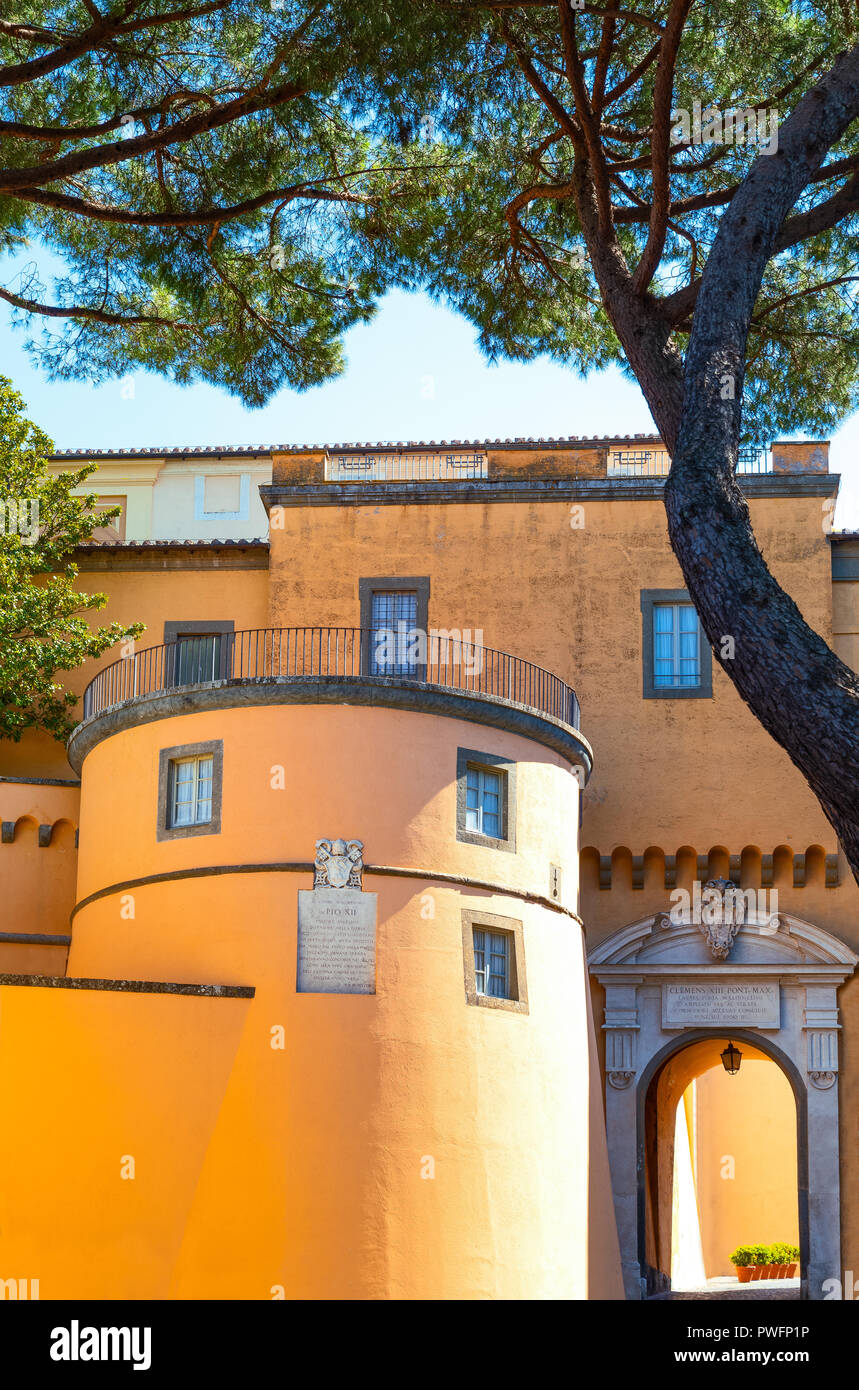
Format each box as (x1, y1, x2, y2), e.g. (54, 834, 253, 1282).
(662, 980, 779, 1029)
(297, 888, 377, 994)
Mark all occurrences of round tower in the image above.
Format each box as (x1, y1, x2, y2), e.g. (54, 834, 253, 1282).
(66, 633, 623, 1298)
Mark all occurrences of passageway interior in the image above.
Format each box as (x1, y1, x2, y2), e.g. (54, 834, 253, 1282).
(643, 1038, 799, 1295)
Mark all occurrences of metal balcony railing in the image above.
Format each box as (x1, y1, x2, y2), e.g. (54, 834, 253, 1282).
(325, 452, 488, 482)
(608, 447, 771, 476)
(81, 627, 581, 730)
(607, 448, 673, 476)
(736, 446, 770, 473)
(322, 447, 771, 482)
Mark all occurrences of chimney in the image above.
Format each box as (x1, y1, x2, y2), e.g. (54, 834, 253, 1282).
(771, 440, 829, 474)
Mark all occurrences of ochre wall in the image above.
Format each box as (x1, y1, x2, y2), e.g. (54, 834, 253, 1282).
(0, 564, 269, 782)
(264, 489, 858, 930)
(0, 983, 252, 1299)
(263, 488, 859, 1285)
(57, 702, 623, 1299)
(694, 1054, 798, 1277)
(265, 493, 838, 875)
(832, 579, 859, 673)
(72, 704, 579, 916)
(3, 465, 855, 1298)
(645, 1038, 798, 1286)
(0, 782, 80, 950)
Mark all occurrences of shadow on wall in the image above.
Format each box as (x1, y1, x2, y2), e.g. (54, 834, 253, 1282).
(583, 950, 625, 1298)
(644, 1039, 799, 1290)
(1, 815, 78, 937)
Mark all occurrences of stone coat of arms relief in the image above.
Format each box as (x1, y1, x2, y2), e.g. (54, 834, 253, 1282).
(313, 838, 364, 890)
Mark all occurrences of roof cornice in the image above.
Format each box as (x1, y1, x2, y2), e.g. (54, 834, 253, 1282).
(47, 435, 666, 461)
(261, 473, 840, 511)
(73, 540, 269, 571)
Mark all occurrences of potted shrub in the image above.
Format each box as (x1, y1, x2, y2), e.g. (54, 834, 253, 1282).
(730, 1245, 756, 1283)
(750, 1243, 771, 1279)
(770, 1242, 800, 1278)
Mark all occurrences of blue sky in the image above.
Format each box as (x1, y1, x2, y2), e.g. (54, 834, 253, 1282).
(2, 284, 857, 527)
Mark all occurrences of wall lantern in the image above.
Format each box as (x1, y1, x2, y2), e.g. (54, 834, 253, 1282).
(721, 1041, 742, 1075)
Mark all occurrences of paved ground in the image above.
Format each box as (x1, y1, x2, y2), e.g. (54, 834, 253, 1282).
(649, 1277, 801, 1301)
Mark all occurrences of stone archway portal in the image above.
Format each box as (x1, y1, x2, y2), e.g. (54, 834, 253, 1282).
(588, 905, 858, 1300)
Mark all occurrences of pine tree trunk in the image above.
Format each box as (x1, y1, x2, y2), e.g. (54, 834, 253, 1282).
(606, 46, 859, 883)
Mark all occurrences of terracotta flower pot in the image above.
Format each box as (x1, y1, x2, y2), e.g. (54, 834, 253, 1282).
(787, 1263, 798, 1278)
(736, 1265, 753, 1283)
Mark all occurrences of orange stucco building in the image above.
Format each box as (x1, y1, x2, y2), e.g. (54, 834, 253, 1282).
(1, 436, 857, 1300)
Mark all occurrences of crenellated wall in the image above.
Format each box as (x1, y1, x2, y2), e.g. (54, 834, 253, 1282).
(0, 780, 79, 973)
(579, 841, 850, 940)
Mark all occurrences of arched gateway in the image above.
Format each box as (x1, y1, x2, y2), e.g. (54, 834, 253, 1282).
(589, 901, 858, 1300)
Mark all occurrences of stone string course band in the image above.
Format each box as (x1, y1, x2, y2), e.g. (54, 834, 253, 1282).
(0, 974, 254, 998)
(69, 861, 584, 927)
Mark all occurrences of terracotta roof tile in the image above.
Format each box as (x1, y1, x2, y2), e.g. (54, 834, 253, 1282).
(49, 435, 664, 460)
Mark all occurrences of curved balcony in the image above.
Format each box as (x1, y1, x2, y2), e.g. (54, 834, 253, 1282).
(73, 627, 588, 774)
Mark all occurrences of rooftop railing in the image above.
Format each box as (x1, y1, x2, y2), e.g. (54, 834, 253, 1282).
(81, 627, 580, 730)
(607, 447, 771, 476)
(326, 452, 488, 482)
(325, 447, 771, 482)
(607, 449, 672, 477)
